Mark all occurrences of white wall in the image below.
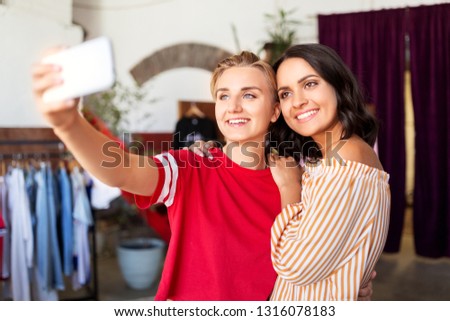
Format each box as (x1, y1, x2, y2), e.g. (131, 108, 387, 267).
(0, 0, 82, 127)
(0, 0, 445, 131)
(72, 0, 448, 133)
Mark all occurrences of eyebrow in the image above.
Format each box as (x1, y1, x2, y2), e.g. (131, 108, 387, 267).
(277, 74, 317, 93)
(215, 86, 262, 96)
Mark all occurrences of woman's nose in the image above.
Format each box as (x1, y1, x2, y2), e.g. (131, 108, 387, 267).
(227, 98, 243, 113)
(292, 93, 308, 109)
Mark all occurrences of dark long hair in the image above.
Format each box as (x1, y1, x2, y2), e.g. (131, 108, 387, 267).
(268, 43, 379, 160)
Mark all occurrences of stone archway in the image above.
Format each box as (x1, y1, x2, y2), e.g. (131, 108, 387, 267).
(130, 43, 233, 85)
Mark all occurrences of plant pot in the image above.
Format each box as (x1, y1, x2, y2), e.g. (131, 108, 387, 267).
(116, 237, 166, 290)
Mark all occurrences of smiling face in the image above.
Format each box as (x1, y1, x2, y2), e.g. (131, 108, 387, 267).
(276, 57, 342, 146)
(214, 66, 279, 145)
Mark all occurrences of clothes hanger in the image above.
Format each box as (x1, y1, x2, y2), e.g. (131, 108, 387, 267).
(185, 102, 206, 118)
(68, 155, 80, 172)
(30, 155, 40, 171)
(57, 142, 67, 169)
(11, 153, 22, 169)
(0, 158, 5, 177)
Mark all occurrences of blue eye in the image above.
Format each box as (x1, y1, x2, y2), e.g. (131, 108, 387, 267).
(243, 93, 255, 99)
(219, 94, 230, 101)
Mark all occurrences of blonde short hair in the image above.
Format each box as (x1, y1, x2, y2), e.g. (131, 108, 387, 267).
(210, 51, 278, 103)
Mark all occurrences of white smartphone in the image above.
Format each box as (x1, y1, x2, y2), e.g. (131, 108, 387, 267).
(42, 36, 116, 103)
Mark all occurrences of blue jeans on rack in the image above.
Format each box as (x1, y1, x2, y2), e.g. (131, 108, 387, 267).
(25, 166, 37, 226)
(35, 164, 65, 291)
(58, 167, 73, 276)
(35, 165, 51, 291)
(46, 165, 64, 290)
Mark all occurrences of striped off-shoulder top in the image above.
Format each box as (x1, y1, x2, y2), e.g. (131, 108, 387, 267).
(270, 157, 391, 301)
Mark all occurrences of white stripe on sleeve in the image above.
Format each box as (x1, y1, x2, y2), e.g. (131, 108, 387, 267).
(154, 153, 179, 206)
(163, 153, 178, 206)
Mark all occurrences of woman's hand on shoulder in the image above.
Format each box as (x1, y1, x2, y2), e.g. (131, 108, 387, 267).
(184, 140, 218, 159)
(269, 153, 303, 206)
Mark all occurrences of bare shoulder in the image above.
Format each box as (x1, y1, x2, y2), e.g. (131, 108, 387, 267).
(337, 136, 383, 171)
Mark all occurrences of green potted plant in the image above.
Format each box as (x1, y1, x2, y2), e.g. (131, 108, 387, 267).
(82, 80, 153, 139)
(260, 8, 301, 65)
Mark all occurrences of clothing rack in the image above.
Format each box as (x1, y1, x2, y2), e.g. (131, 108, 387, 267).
(0, 128, 98, 301)
(0, 152, 67, 161)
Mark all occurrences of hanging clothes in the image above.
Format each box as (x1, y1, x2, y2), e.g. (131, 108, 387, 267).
(34, 163, 64, 296)
(57, 167, 74, 277)
(173, 116, 218, 149)
(0, 175, 10, 281)
(89, 173, 121, 210)
(70, 166, 93, 290)
(25, 165, 37, 224)
(0, 136, 98, 300)
(0, 207, 5, 278)
(0, 181, 6, 279)
(45, 164, 64, 291)
(6, 167, 34, 301)
(0, 175, 12, 300)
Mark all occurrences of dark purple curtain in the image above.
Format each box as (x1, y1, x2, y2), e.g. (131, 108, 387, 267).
(319, 9, 407, 252)
(409, 4, 450, 258)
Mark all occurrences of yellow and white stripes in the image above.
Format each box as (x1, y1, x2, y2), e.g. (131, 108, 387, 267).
(271, 158, 390, 301)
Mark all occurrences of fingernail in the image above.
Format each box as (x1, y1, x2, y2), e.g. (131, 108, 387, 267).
(208, 155, 214, 160)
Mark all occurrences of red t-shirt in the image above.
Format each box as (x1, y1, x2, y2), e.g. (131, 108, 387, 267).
(134, 148, 281, 300)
